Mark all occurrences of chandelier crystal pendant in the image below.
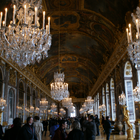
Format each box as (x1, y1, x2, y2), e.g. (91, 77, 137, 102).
(0, 0, 52, 68)
(50, 72, 69, 101)
(126, 7, 140, 68)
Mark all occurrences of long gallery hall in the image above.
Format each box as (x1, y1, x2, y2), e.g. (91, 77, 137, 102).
(0, 0, 139, 140)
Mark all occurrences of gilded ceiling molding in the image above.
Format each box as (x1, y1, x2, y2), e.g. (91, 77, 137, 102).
(89, 32, 127, 96)
(39, 60, 98, 80)
(0, 56, 55, 101)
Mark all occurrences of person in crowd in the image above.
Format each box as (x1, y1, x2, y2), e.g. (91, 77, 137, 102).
(34, 116, 43, 140)
(0, 124, 3, 140)
(67, 120, 84, 140)
(102, 115, 105, 131)
(50, 119, 59, 139)
(42, 119, 48, 136)
(3, 117, 21, 140)
(52, 120, 67, 140)
(95, 115, 100, 136)
(19, 117, 38, 140)
(83, 115, 96, 140)
(104, 116, 114, 140)
(49, 118, 52, 131)
(80, 117, 84, 131)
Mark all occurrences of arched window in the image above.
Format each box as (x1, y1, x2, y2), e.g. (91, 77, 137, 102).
(70, 106, 76, 117)
(9, 88, 14, 120)
(124, 61, 135, 121)
(110, 78, 116, 121)
(106, 83, 110, 116)
(27, 87, 30, 108)
(33, 90, 35, 107)
(102, 87, 105, 104)
(19, 82, 24, 107)
(0, 68, 3, 98)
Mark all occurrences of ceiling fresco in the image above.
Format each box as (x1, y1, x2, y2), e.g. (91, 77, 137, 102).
(0, 0, 139, 98)
(84, 0, 138, 27)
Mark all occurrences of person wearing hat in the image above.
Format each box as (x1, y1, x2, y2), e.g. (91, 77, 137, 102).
(83, 115, 96, 140)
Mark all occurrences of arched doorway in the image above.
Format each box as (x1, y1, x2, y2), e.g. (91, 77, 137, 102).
(110, 78, 116, 121)
(8, 88, 15, 124)
(33, 90, 36, 107)
(27, 87, 30, 108)
(124, 61, 135, 121)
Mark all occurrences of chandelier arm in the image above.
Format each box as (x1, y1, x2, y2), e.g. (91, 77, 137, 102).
(3, 33, 12, 46)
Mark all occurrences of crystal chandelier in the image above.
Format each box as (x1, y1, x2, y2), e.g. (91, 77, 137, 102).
(85, 96, 94, 109)
(0, 98, 6, 110)
(40, 98, 48, 110)
(133, 83, 140, 102)
(30, 105, 34, 113)
(88, 109, 93, 114)
(35, 107, 40, 114)
(68, 105, 74, 113)
(62, 97, 72, 108)
(99, 104, 106, 112)
(51, 103, 57, 111)
(0, 0, 52, 68)
(118, 92, 126, 106)
(60, 108, 66, 115)
(126, 7, 140, 68)
(50, 72, 69, 101)
(48, 110, 52, 115)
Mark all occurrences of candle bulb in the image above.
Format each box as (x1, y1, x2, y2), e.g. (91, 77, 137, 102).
(13, 5, 16, 24)
(136, 19, 139, 38)
(136, 32, 138, 39)
(24, 5, 26, 24)
(46, 25, 48, 33)
(0, 12, 3, 29)
(4, 8, 7, 26)
(3, 21, 5, 26)
(129, 24, 132, 42)
(43, 11, 45, 29)
(126, 28, 129, 43)
(35, 7, 37, 25)
(48, 17, 50, 34)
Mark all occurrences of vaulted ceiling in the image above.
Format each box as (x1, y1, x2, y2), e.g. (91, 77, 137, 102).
(0, 0, 139, 98)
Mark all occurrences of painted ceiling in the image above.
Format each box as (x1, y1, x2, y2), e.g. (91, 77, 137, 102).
(0, 0, 139, 98)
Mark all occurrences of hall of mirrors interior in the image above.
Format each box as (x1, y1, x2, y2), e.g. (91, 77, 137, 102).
(0, 0, 140, 139)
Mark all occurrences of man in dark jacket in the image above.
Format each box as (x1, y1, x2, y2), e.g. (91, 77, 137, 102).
(19, 117, 38, 140)
(52, 120, 67, 140)
(95, 115, 100, 136)
(83, 115, 96, 140)
(42, 119, 48, 136)
(67, 120, 84, 140)
(3, 117, 21, 140)
(104, 116, 114, 140)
